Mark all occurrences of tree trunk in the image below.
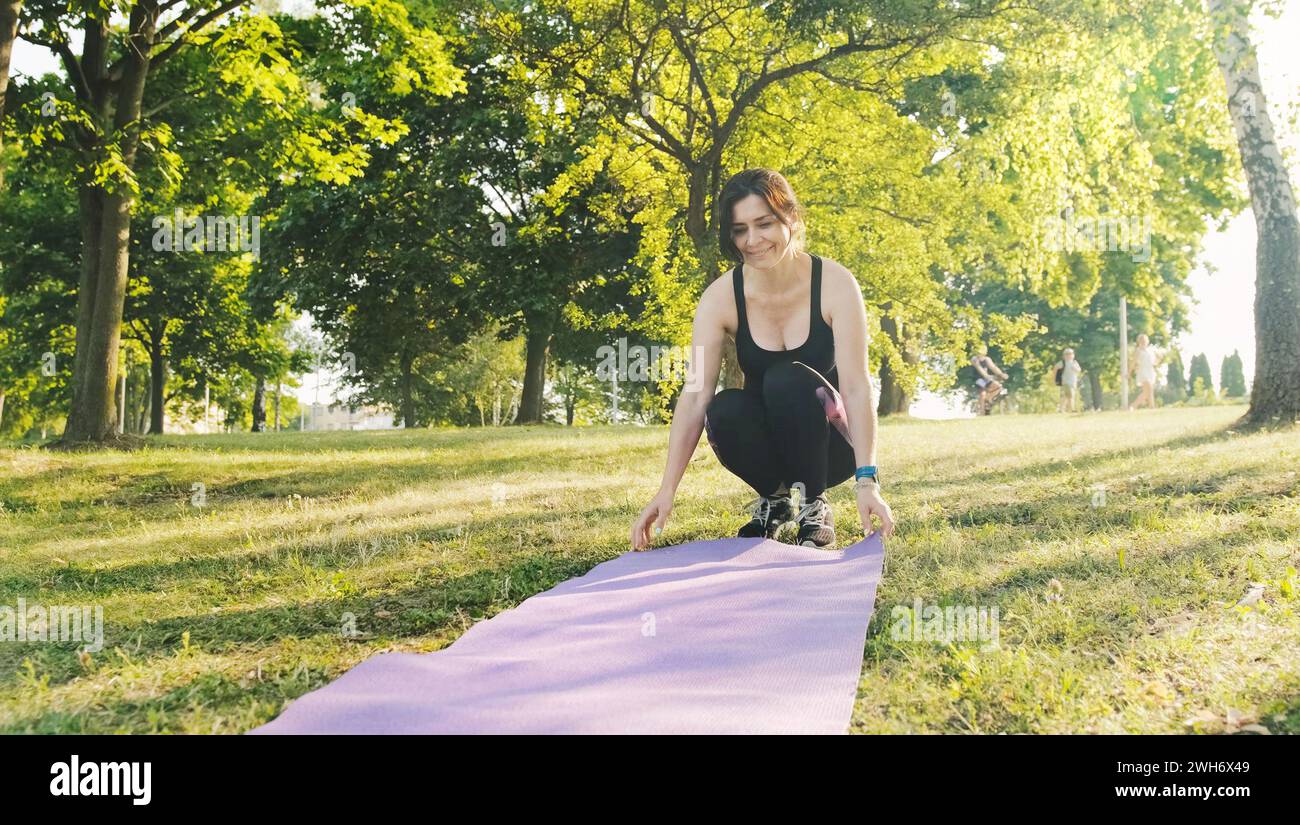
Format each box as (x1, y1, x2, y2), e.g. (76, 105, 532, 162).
(565, 380, 576, 426)
(1088, 370, 1104, 411)
(558, 364, 576, 426)
(877, 311, 915, 416)
(399, 348, 416, 428)
(0, 392, 5, 431)
(63, 2, 159, 442)
(684, 163, 743, 390)
(515, 316, 554, 424)
(148, 345, 165, 434)
(69, 187, 135, 440)
(115, 371, 125, 434)
(65, 16, 110, 431)
(0, 0, 21, 190)
(1210, 0, 1300, 425)
(685, 164, 712, 253)
(719, 335, 744, 391)
(135, 375, 148, 433)
(274, 382, 281, 432)
(251, 376, 266, 432)
(68, 187, 104, 433)
(123, 370, 133, 433)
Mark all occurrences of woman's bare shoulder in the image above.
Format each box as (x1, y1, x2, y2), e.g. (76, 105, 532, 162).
(819, 257, 864, 303)
(819, 256, 855, 281)
(696, 268, 738, 332)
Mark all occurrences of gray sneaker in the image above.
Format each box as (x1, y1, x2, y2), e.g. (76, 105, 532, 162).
(795, 493, 836, 548)
(738, 493, 796, 539)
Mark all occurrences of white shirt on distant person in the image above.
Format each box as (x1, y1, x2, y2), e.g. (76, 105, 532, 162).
(1057, 358, 1082, 388)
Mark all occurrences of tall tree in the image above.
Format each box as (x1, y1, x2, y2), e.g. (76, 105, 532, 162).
(1221, 349, 1247, 397)
(482, 0, 1083, 388)
(17, 1, 461, 442)
(1189, 352, 1214, 395)
(255, 12, 480, 427)
(0, 70, 81, 435)
(1163, 348, 1186, 402)
(1208, 0, 1300, 424)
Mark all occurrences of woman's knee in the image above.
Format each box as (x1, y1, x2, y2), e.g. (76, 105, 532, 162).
(705, 388, 747, 421)
(704, 389, 749, 443)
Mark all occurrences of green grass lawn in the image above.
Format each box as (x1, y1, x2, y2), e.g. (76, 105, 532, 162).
(1, 404, 1297, 733)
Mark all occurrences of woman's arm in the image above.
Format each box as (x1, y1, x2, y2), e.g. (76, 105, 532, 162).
(826, 262, 894, 537)
(827, 268, 877, 467)
(631, 282, 726, 550)
(656, 283, 726, 497)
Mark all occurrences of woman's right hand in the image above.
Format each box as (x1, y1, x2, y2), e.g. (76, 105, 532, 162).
(630, 490, 674, 550)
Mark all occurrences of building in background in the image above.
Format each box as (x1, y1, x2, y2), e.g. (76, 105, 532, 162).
(304, 404, 397, 431)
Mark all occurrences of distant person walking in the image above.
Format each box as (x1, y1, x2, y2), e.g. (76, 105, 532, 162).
(971, 349, 1009, 415)
(1053, 349, 1084, 413)
(1129, 334, 1159, 410)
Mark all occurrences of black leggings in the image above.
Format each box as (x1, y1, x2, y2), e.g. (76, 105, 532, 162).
(704, 360, 856, 500)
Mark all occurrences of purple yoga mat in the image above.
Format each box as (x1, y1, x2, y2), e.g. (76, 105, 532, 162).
(248, 532, 885, 734)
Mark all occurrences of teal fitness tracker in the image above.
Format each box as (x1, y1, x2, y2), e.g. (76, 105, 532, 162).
(854, 465, 878, 480)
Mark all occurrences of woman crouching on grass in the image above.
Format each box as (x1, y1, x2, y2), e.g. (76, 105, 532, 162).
(629, 168, 895, 551)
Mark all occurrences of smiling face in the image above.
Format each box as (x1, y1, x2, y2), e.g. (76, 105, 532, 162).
(730, 194, 795, 266)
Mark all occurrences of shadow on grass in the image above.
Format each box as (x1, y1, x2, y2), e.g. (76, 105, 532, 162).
(0, 497, 647, 602)
(143, 424, 643, 454)
(0, 439, 658, 513)
(934, 461, 1284, 530)
(893, 422, 1243, 493)
(0, 542, 616, 701)
(863, 526, 1271, 659)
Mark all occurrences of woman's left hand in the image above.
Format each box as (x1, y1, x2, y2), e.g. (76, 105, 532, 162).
(855, 483, 895, 539)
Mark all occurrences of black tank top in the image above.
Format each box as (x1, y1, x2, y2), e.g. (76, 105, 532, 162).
(732, 253, 837, 392)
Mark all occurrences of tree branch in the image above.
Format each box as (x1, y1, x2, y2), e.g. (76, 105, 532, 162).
(807, 198, 935, 227)
(104, 0, 247, 83)
(141, 83, 204, 118)
(666, 19, 717, 130)
(19, 30, 92, 102)
(147, 0, 248, 73)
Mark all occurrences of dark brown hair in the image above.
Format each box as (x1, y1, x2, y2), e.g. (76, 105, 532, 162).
(716, 168, 806, 265)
